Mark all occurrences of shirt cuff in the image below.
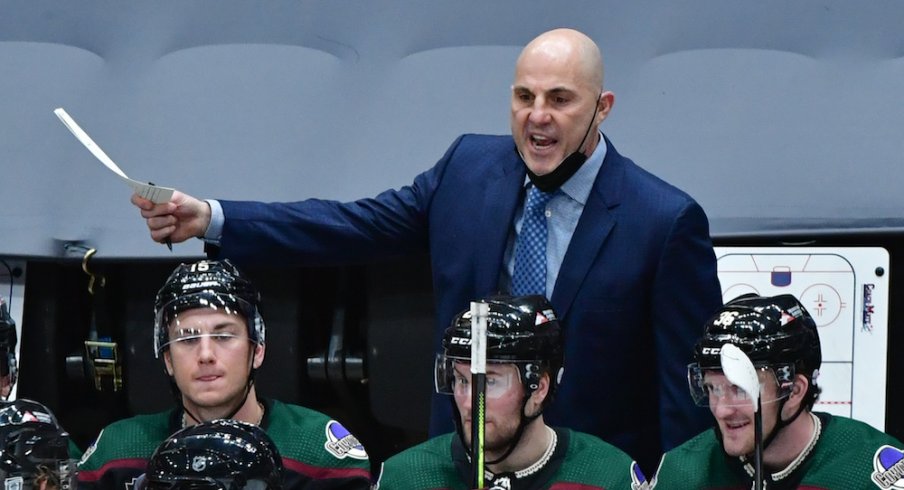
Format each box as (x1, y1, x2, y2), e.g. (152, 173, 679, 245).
(203, 199, 224, 246)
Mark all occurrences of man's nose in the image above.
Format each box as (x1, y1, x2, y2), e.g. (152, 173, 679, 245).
(711, 397, 740, 418)
(197, 336, 216, 362)
(458, 391, 472, 412)
(527, 97, 552, 124)
(528, 107, 551, 125)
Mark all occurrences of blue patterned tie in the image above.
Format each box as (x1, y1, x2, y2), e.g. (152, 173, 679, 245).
(511, 186, 555, 296)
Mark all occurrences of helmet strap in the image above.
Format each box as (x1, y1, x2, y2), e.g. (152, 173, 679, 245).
(714, 397, 809, 461)
(485, 394, 541, 465)
(219, 343, 259, 421)
(450, 392, 543, 469)
(760, 398, 806, 452)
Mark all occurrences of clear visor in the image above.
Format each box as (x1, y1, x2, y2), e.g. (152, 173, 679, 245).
(434, 355, 517, 399)
(687, 363, 795, 407)
(159, 330, 248, 353)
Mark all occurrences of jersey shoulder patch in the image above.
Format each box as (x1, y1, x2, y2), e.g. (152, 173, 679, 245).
(871, 444, 904, 489)
(78, 428, 103, 467)
(323, 420, 367, 460)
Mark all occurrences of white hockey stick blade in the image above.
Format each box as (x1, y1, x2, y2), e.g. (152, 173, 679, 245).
(720, 343, 761, 412)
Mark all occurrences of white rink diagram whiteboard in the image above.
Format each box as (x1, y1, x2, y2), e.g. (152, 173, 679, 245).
(715, 247, 889, 431)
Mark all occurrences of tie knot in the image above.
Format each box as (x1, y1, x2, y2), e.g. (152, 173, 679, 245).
(526, 186, 554, 211)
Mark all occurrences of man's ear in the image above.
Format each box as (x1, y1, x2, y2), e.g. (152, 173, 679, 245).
(163, 350, 174, 376)
(782, 373, 809, 417)
(252, 343, 266, 369)
(527, 372, 551, 416)
(596, 90, 615, 124)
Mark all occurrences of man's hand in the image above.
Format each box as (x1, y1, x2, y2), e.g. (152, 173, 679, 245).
(131, 190, 211, 245)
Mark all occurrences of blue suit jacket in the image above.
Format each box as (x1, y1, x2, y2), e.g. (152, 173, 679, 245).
(214, 133, 722, 471)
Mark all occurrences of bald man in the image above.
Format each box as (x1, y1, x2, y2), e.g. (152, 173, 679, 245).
(133, 28, 721, 472)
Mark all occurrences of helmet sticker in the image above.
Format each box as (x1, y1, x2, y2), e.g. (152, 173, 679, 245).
(191, 455, 207, 472)
(713, 311, 739, 327)
(20, 410, 46, 423)
(536, 308, 556, 325)
(449, 336, 471, 346)
(872, 445, 904, 489)
(4, 477, 23, 490)
(323, 420, 367, 460)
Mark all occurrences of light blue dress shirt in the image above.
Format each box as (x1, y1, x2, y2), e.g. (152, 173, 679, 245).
(500, 131, 607, 297)
(203, 198, 225, 245)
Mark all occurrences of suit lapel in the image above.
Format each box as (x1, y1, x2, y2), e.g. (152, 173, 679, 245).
(551, 136, 624, 319)
(475, 146, 525, 296)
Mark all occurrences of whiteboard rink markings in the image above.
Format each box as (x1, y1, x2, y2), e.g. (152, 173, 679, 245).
(715, 247, 889, 432)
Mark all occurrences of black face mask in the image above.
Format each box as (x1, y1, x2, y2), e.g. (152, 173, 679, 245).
(522, 94, 602, 193)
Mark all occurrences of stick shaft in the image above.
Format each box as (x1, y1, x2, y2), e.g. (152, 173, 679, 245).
(469, 302, 488, 488)
(471, 374, 486, 488)
(754, 399, 763, 490)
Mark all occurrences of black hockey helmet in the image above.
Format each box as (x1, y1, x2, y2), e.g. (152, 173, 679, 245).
(0, 300, 17, 397)
(436, 294, 563, 401)
(690, 293, 821, 407)
(0, 399, 75, 490)
(154, 260, 265, 358)
(142, 419, 283, 490)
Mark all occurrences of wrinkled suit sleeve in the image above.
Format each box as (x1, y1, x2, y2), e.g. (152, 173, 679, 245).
(210, 136, 467, 266)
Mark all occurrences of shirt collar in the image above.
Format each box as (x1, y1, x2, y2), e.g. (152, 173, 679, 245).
(523, 130, 607, 205)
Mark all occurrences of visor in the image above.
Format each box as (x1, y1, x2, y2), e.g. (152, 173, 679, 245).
(159, 331, 248, 353)
(434, 355, 518, 399)
(687, 363, 795, 407)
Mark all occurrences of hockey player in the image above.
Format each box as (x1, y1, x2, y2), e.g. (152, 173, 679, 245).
(376, 294, 647, 489)
(651, 293, 904, 489)
(0, 398, 77, 490)
(78, 259, 371, 490)
(140, 419, 283, 490)
(0, 298, 18, 399)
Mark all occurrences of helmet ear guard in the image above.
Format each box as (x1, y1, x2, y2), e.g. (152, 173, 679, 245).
(523, 362, 542, 391)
